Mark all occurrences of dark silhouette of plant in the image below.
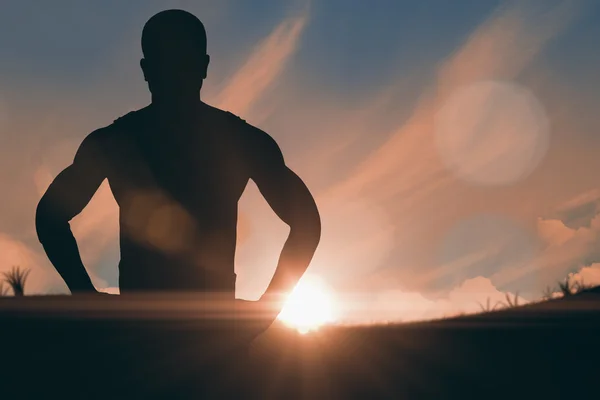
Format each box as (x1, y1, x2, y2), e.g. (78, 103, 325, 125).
(2, 266, 31, 296)
(503, 291, 520, 308)
(541, 276, 596, 301)
(557, 277, 576, 297)
(542, 286, 555, 300)
(477, 297, 503, 312)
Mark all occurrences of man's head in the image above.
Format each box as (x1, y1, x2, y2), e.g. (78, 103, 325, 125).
(140, 10, 210, 100)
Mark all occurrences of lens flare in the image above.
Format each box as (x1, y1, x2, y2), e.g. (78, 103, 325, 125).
(277, 275, 336, 334)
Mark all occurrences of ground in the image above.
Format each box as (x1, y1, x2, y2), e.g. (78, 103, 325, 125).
(1, 288, 599, 399)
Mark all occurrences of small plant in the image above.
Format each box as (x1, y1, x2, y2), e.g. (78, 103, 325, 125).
(557, 277, 576, 297)
(542, 286, 555, 300)
(2, 266, 31, 296)
(477, 297, 503, 312)
(503, 291, 520, 308)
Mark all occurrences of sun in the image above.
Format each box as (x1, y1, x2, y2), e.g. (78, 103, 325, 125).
(277, 275, 336, 334)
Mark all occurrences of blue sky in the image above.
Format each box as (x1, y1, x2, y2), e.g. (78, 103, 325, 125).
(2, 0, 600, 322)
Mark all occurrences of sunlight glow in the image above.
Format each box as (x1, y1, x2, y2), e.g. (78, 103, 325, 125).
(277, 275, 336, 334)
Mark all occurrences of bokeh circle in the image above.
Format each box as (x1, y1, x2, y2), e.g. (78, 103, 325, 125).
(434, 80, 550, 186)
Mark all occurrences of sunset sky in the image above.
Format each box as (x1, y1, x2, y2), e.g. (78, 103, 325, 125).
(1, 0, 600, 323)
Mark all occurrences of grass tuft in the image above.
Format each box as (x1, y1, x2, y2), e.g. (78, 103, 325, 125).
(477, 297, 503, 312)
(502, 291, 520, 308)
(2, 266, 31, 296)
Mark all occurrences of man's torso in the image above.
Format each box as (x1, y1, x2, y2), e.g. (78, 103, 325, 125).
(90, 103, 261, 294)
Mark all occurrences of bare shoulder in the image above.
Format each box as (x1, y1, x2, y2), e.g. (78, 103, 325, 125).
(74, 125, 117, 164)
(75, 107, 148, 162)
(221, 110, 284, 162)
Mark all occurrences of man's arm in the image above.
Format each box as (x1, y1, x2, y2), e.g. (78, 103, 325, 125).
(249, 128, 322, 305)
(35, 129, 108, 293)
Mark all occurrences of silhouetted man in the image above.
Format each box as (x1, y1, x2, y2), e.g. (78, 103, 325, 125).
(35, 10, 321, 326)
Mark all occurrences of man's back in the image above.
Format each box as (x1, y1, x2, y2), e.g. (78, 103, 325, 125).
(64, 103, 278, 294)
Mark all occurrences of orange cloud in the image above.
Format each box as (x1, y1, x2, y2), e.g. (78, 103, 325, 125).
(211, 14, 307, 117)
(491, 205, 600, 291)
(537, 217, 576, 247)
(569, 263, 600, 287)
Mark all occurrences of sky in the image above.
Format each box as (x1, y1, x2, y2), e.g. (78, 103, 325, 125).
(1, 0, 600, 323)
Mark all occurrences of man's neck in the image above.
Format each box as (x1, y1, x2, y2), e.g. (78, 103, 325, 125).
(151, 94, 205, 116)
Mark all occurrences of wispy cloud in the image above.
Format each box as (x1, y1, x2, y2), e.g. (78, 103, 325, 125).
(211, 13, 307, 118)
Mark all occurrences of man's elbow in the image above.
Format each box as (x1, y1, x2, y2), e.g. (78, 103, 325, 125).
(289, 208, 321, 248)
(35, 199, 68, 244)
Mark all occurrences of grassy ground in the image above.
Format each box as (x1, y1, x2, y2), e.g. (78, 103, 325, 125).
(1, 288, 599, 399)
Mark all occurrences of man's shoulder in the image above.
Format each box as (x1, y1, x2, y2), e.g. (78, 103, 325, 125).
(207, 106, 281, 152)
(79, 125, 115, 150)
(110, 106, 152, 130)
(77, 107, 151, 156)
(203, 103, 249, 128)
